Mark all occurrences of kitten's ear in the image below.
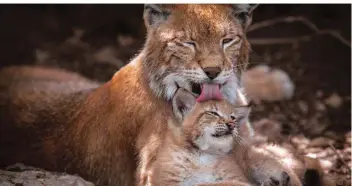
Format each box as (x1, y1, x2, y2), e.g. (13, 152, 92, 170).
(143, 4, 171, 29)
(235, 106, 251, 126)
(230, 4, 258, 30)
(172, 89, 196, 122)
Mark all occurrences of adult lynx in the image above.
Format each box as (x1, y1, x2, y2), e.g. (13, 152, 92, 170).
(0, 5, 258, 186)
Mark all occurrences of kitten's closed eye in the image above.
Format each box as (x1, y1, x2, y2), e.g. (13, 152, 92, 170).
(207, 111, 220, 117)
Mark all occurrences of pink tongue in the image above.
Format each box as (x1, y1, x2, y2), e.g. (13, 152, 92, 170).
(196, 84, 223, 102)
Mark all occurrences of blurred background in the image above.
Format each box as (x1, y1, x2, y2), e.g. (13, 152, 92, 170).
(0, 4, 350, 185)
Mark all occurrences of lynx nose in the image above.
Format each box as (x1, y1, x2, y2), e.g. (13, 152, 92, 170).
(226, 122, 236, 131)
(203, 67, 221, 80)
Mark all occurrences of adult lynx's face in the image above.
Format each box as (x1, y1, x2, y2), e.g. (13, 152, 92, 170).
(142, 4, 257, 103)
(171, 88, 250, 154)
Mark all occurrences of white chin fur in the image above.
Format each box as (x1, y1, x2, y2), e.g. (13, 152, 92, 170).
(158, 71, 246, 105)
(208, 137, 234, 154)
(195, 127, 234, 154)
(162, 73, 192, 100)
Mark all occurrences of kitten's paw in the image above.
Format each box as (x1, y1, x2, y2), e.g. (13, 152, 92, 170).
(261, 172, 290, 186)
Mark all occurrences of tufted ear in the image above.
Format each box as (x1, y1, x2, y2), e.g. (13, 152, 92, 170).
(143, 4, 171, 29)
(231, 4, 259, 30)
(172, 88, 196, 123)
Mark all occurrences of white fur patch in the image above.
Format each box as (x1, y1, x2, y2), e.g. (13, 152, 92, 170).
(181, 173, 218, 186)
(237, 88, 248, 105)
(195, 126, 234, 155)
(149, 65, 246, 107)
(198, 153, 217, 166)
(221, 74, 239, 104)
(162, 73, 191, 100)
(236, 88, 254, 137)
(179, 153, 219, 186)
(213, 69, 232, 84)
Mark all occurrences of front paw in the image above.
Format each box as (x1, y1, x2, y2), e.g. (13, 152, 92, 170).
(261, 172, 290, 186)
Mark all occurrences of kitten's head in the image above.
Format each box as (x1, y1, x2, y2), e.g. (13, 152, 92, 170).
(171, 88, 250, 154)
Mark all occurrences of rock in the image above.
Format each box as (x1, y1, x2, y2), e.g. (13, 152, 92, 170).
(313, 148, 334, 158)
(324, 131, 341, 141)
(301, 114, 329, 136)
(0, 163, 94, 186)
(117, 35, 135, 47)
(291, 135, 310, 150)
(308, 137, 335, 148)
(242, 65, 295, 103)
(345, 131, 351, 144)
(93, 46, 124, 67)
(316, 90, 324, 98)
(65, 28, 85, 45)
(298, 100, 309, 114)
(319, 159, 334, 170)
(35, 49, 51, 64)
(315, 101, 326, 111)
(324, 93, 343, 108)
(252, 118, 283, 143)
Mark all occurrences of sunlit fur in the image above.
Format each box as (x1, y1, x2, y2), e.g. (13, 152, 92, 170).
(150, 100, 252, 186)
(150, 99, 303, 186)
(142, 5, 251, 102)
(138, 5, 255, 185)
(181, 100, 249, 155)
(0, 5, 255, 186)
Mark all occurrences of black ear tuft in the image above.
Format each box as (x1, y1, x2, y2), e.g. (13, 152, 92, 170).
(143, 4, 171, 28)
(231, 4, 259, 30)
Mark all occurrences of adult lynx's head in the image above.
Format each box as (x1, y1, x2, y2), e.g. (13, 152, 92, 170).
(171, 88, 250, 154)
(142, 4, 258, 103)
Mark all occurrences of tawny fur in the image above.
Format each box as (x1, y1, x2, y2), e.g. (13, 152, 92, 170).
(149, 97, 302, 186)
(137, 5, 257, 185)
(0, 5, 256, 186)
(252, 144, 337, 186)
(0, 5, 332, 186)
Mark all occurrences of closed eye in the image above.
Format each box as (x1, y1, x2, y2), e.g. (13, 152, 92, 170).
(183, 41, 196, 48)
(222, 37, 241, 49)
(222, 38, 234, 48)
(222, 38, 233, 45)
(207, 111, 220, 117)
(230, 115, 236, 120)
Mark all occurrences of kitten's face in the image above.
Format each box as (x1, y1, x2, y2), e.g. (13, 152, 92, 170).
(172, 89, 250, 155)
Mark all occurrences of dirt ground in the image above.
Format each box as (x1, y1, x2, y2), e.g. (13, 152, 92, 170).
(0, 4, 351, 185)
